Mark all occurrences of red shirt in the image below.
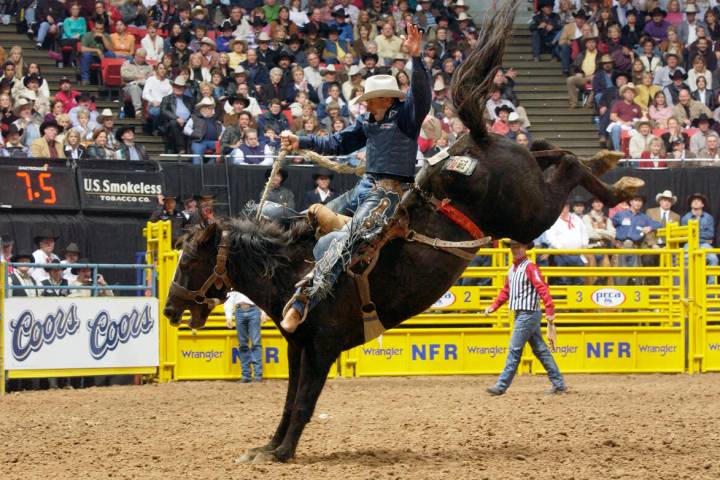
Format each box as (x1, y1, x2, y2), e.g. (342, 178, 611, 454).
(55, 90, 81, 113)
(638, 151, 667, 168)
(491, 119, 510, 135)
(491, 256, 555, 316)
(611, 100, 642, 122)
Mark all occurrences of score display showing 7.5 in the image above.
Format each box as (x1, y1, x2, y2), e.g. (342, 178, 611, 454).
(16, 172, 56, 204)
(0, 165, 80, 210)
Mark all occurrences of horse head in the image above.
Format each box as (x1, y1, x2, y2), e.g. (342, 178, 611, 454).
(164, 222, 231, 329)
(164, 216, 317, 329)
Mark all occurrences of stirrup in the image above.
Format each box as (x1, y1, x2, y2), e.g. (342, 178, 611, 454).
(282, 293, 310, 327)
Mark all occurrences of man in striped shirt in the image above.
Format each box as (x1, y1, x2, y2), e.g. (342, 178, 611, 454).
(484, 240, 566, 395)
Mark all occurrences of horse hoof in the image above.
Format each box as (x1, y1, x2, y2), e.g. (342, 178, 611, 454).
(236, 452, 257, 463)
(583, 150, 625, 176)
(252, 451, 278, 463)
(612, 176, 645, 200)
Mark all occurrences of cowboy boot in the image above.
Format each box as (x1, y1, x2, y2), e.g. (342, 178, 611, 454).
(280, 303, 304, 333)
(280, 274, 312, 333)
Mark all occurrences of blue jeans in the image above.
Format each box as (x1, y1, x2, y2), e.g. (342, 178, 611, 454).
(554, 43, 571, 74)
(531, 30, 555, 58)
(325, 173, 376, 215)
(292, 182, 401, 316)
(80, 50, 117, 81)
(235, 306, 262, 380)
(37, 20, 52, 44)
(495, 310, 564, 391)
(553, 254, 584, 285)
(25, 8, 36, 28)
(610, 124, 624, 150)
(190, 139, 217, 164)
(147, 106, 161, 133)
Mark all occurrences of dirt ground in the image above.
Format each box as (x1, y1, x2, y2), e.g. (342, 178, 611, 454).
(1, 374, 720, 480)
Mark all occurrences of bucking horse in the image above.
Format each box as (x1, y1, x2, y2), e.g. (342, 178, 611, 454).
(163, 0, 643, 463)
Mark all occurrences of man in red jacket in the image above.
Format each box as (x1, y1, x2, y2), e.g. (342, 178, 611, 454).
(484, 240, 566, 395)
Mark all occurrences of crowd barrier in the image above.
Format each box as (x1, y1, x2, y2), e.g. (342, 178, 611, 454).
(143, 218, 720, 380)
(0, 262, 159, 396)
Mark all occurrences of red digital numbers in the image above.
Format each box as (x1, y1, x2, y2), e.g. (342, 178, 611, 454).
(16, 171, 32, 201)
(16, 171, 58, 205)
(39, 173, 57, 204)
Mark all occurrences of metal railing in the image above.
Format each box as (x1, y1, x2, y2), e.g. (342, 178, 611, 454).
(618, 158, 720, 167)
(4, 262, 156, 297)
(157, 153, 361, 164)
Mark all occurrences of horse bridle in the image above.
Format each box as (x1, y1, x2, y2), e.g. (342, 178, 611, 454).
(169, 229, 233, 308)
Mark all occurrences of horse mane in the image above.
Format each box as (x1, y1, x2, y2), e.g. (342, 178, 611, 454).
(224, 216, 316, 280)
(451, 0, 521, 145)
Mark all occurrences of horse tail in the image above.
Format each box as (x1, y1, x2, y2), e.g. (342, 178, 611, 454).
(451, 0, 521, 144)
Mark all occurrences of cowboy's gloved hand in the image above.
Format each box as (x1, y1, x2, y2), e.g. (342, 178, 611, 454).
(280, 130, 299, 151)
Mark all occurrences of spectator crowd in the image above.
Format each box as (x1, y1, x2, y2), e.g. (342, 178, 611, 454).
(531, 0, 720, 162)
(1, 0, 504, 164)
(533, 189, 718, 285)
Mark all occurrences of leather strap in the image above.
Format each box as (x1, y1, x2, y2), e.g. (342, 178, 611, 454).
(169, 229, 233, 308)
(427, 196, 485, 240)
(406, 230, 492, 261)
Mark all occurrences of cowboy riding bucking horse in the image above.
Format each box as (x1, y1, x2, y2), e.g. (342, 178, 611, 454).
(279, 24, 428, 333)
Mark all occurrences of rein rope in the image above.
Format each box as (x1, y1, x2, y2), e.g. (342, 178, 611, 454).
(255, 149, 365, 221)
(256, 149, 289, 220)
(256, 149, 490, 260)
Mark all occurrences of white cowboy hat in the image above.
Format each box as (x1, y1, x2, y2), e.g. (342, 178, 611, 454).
(172, 76, 187, 87)
(655, 190, 677, 205)
(196, 97, 216, 109)
(685, 4, 698, 13)
(257, 32, 271, 42)
(200, 37, 216, 49)
(348, 64, 363, 77)
(320, 64, 337, 74)
(229, 38, 246, 49)
(97, 108, 114, 122)
(433, 76, 446, 91)
(13, 97, 32, 115)
(619, 82, 637, 96)
(456, 12, 471, 21)
(234, 65, 246, 75)
(451, 0, 470, 9)
(350, 74, 406, 105)
(508, 112, 521, 123)
(633, 118, 655, 129)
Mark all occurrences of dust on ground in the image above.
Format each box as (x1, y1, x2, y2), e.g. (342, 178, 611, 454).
(1, 374, 719, 480)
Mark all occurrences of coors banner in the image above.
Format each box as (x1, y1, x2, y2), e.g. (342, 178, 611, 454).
(3, 298, 159, 370)
(76, 160, 163, 212)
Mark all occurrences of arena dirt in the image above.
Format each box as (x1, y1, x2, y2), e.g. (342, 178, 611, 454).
(1, 374, 719, 480)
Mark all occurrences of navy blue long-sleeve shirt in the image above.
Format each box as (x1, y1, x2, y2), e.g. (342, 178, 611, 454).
(298, 56, 432, 156)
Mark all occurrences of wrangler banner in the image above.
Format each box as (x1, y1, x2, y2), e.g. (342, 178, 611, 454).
(3, 298, 159, 370)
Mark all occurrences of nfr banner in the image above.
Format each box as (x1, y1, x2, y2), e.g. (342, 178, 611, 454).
(3, 298, 159, 370)
(76, 161, 163, 212)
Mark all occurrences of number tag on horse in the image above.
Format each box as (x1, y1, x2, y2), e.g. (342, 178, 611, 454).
(444, 156, 477, 176)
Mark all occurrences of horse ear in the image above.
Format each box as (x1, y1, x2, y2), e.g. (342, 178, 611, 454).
(195, 222, 220, 247)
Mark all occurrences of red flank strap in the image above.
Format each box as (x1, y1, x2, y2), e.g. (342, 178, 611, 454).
(436, 198, 485, 240)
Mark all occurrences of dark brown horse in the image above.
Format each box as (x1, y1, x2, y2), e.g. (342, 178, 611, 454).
(163, 0, 642, 463)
